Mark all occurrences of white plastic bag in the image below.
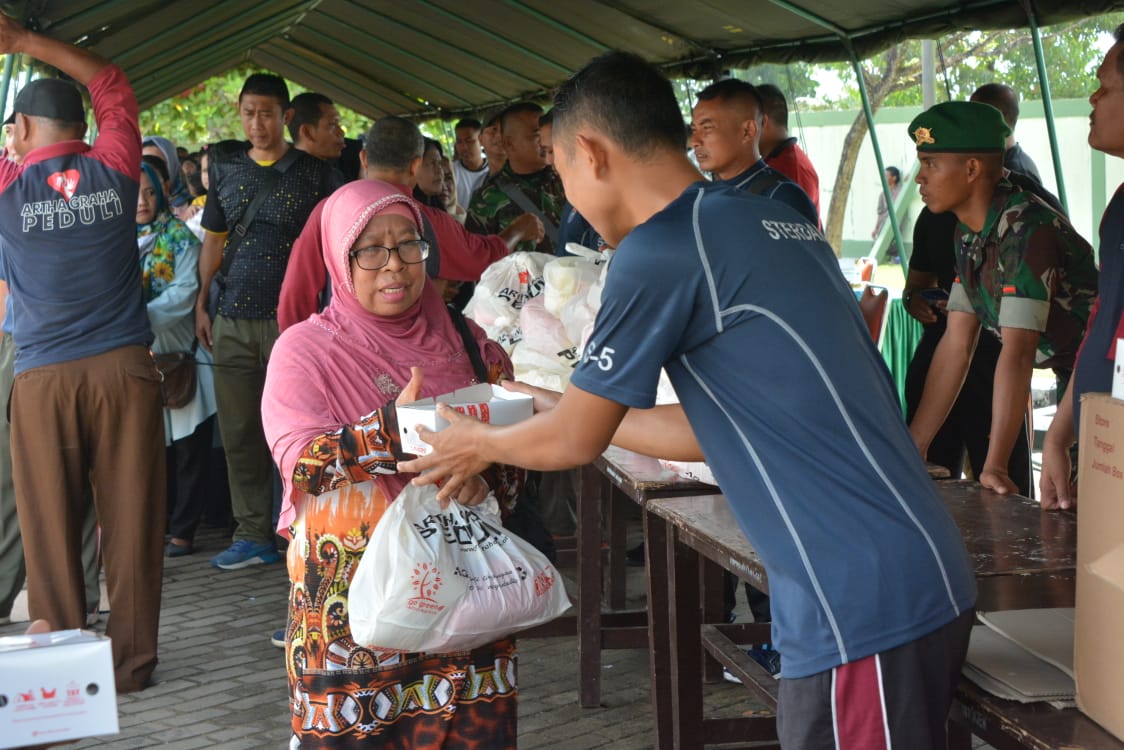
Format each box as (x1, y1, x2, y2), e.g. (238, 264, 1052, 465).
(349, 483, 570, 654)
(655, 369, 720, 487)
(554, 244, 614, 348)
(511, 296, 579, 390)
(543, 248, 601, 317)
(464, 252, 554, 353)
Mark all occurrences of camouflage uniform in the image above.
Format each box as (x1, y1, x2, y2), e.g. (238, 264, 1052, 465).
(948, 179, 1098, 373)
(466, 164, 565, 254)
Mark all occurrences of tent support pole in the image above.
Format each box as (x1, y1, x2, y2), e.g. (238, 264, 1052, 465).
(851, 51, 905, 268)
(767, 0, 904, 264)
(0, 53, 19, 122)
(1023, 0, 1068, 212)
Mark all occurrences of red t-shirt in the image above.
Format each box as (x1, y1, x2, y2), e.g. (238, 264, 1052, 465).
(765, 139, 821, 216)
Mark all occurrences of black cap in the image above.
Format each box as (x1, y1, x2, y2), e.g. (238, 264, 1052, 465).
(3, 78, 85, 126)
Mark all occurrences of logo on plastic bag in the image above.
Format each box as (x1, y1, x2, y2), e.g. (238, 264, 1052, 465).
(407, 562, 445, 614)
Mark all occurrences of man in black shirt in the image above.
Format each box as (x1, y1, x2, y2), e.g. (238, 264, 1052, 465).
(195, 74, 343, 570)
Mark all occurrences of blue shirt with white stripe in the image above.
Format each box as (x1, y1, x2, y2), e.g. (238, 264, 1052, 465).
(570, 182, 976, 679)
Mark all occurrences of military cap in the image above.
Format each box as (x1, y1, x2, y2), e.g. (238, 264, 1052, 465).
(907, 101, 1011, 153)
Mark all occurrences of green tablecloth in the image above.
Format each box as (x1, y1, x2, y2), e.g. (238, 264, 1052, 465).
(880, 298, 923, 415)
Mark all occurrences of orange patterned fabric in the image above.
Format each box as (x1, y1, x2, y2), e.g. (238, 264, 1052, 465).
(284, 481, 517, 748)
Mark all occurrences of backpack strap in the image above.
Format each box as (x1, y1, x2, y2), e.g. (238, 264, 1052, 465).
(494, 172, 559, 246)
(220, 146, 302, 277)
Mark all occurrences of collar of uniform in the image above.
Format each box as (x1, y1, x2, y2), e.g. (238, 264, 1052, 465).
(725, 159, 767, 187)
(20, 139, 91, 168)
(960, 176, 1015, 268)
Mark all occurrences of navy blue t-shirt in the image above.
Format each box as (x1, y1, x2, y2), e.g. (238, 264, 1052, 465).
(556, 202, 605, 256)
(570, 182, 976, 678)
(1074, 185, 1124, 434)
(0, 65, 150, 374)
(721, 159, 819, 226)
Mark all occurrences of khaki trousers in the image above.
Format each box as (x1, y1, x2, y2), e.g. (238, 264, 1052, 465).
(10, 345, 166, 692)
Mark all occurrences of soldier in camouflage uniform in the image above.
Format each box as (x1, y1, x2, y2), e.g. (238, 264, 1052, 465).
(907, 101, 1098, 496)
(467, 102, 565, 254)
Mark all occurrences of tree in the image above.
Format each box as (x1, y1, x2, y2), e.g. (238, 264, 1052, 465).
(691, 13, 1124, 253)
(137, 64, 372, 151)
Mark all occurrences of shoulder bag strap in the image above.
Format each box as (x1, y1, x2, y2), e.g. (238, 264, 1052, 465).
(447, 304, 489, 383)
(493, 172, 559, 246)
(419, 210, 442, 279)
(220, 147, 302, 277)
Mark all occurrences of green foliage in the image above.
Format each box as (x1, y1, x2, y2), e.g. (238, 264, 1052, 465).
(138, 64, 372, 152)
(698, 13, 1124, 113)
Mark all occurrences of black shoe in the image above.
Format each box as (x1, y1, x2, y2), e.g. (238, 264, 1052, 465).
(625, 542, 645, 567)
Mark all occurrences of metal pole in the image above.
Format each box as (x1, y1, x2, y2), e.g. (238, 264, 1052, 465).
(921, 40, 936, 109)
(1023, 1, 1068, 212)
(851, 54, 905, 268)
(0, 53, 21, 123)
(0, 55, 15, 122)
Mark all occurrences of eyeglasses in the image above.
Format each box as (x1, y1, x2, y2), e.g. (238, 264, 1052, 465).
(349, 239, 429, 270)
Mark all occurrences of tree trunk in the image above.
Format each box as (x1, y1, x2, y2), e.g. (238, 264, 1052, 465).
(824, 115, 871, 255)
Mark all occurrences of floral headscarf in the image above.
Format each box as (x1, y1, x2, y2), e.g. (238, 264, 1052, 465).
(137, 161, 196, 301)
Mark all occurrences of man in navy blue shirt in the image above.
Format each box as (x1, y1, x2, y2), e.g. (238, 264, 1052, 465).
(0, 14, 164, 693)
(691, 78, 819, 226)
(404, 52, 975, 749)
(1040, 26, 1124, 510)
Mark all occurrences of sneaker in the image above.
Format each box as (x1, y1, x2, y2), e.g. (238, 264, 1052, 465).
(165, 539, 194, 558)
(211, 540, 280, 570)
(270, 629, 286, 649)
(748, 644, 782, 677)
(722, 645, 782, 684)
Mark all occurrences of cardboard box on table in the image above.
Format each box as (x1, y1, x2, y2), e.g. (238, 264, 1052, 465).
(397, 383, 534, 457)
(1075, 392, 1124, 741)
(0, 629, 118, 748)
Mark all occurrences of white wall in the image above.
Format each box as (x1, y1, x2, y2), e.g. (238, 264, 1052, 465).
(790, 100, 1124, 254)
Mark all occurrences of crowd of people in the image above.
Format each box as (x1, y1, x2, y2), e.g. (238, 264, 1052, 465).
(0, 9, 1123, 749)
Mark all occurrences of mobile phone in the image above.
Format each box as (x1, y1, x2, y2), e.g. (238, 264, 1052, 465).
(919, 288, 949, 306)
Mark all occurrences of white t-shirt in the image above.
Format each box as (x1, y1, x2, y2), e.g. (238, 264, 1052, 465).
(453, 158, 489, 209)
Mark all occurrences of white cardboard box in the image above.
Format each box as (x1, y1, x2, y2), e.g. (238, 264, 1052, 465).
(397, 383, 534, 456)
(0, 629, 118, 748)
(1075, 393, 1124, 741)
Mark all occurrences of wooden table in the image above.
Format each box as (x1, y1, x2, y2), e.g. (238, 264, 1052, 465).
(644, 482, 1078, 750)
(565, 451, 943, 709)
(576, 447, 717, 708)
(949, 681, 1123, 750)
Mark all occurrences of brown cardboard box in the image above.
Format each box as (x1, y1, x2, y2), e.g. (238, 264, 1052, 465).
(1075, 392, 1124, 741)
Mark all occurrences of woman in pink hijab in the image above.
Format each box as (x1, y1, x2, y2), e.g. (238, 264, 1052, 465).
(263, 180, 520, 748)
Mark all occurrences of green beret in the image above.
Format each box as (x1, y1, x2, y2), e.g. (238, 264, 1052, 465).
(908, 101, 1011, 153)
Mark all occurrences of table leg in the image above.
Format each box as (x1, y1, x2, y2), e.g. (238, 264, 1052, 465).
(946, 718, 973, 750)
(578, 462, 603, 708)
(607, 484, 628, 610)
(645, 508, 674, 749)
(701, 557, 724, 683)
(667, 524, 704, 750)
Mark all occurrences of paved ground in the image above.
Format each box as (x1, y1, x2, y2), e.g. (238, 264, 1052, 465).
(1, 523, 767, 749)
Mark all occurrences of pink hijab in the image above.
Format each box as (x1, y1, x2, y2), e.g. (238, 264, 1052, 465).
(262, 179, 511, 533)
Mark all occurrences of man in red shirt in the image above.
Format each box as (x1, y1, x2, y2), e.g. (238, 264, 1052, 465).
(758, 83, 821, 216)
(277, 117, 542, 331)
